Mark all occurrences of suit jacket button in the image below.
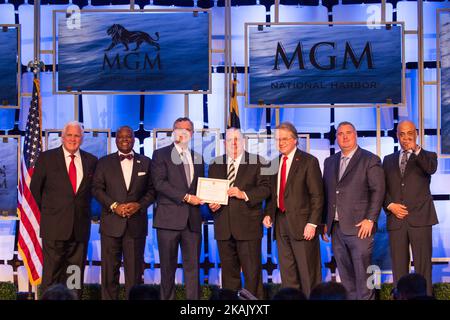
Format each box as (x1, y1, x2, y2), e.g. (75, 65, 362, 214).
(401, 183, 405, 187)
(336, 191, 339, 194)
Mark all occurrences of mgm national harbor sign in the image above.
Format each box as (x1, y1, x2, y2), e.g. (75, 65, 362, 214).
(246, 23, 405, 107)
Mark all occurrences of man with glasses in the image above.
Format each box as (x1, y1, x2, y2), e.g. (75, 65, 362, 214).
(263, 122, 324, 297)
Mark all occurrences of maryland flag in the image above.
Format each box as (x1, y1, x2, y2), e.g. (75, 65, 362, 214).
(228, 66, 241, 129)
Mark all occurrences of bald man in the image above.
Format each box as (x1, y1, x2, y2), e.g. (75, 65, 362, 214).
(383, 120, 438, 296)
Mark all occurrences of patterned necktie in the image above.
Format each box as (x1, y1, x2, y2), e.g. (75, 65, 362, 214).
(339, 156, 349, 181)
(279, 156, 288, 212)
(227, 159, 235, 188)
(69, 154, 77, 194)
(181, 151, 191, 186)
(400, 150, 408, 177)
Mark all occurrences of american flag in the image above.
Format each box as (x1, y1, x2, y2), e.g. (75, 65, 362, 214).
(17, 78, 43, 285)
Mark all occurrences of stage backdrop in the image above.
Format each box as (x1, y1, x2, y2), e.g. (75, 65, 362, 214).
(439, 10, 450, 155)
(55, 10, 210, 93)
(0, 25, 19, 108)
(0, 137, 19, 216)
(247, 23, 403, 106)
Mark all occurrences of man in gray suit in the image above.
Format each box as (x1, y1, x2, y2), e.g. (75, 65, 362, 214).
(383, 120, 438, 295)
(322, 121, 385, 300)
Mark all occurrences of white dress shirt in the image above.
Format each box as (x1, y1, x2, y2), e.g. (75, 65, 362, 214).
(118, 151, 134, 191)
(276, 147, 297, 208)
(174, 143, 194, 184)
(62, 146, 83, 193)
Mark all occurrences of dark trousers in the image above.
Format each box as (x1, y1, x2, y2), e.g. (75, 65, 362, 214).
(157, 226, 201, 300)
(275, 211, 322, 297)
(101, 228, 146, 300)
(331, 222, 374, 300)
(217, 237, 264, 299)
(389, 223, 433, 296)
(41, 237, 87, 299)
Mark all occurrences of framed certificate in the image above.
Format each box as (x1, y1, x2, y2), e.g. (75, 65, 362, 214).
(196, 177, 229, 205)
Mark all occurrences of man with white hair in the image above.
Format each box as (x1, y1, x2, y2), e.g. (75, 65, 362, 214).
(30, 121, 97, 298)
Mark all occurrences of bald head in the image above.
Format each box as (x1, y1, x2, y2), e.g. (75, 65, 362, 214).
(397, 120, 418, 151)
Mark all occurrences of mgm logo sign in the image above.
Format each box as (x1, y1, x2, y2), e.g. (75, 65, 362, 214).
(102, 24, 161, 71)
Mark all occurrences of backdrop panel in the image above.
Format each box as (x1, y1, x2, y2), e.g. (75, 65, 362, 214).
(0, 25, 19, 109)
(247, 23, 403, 106)
(55, 10, 210, 93)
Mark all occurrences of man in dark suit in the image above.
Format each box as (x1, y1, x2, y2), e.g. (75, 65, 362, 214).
(263, 122, 324, 297)
(30, 121, 97, 297)
(322, 121, 385, 300)
(383, 120, 438, 296)
(208, 128, 270, 299)
(151, 117, 205, 300)
(92, 126, 155, 300)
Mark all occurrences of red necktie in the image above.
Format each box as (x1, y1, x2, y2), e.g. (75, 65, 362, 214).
(279, 156, 288, 212)
(69, 154, 77, 194)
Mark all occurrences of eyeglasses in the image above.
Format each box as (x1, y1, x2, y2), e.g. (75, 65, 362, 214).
(275, 137, 295, 143)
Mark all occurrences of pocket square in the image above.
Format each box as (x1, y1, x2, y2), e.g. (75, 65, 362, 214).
(138, 172, 147, 176)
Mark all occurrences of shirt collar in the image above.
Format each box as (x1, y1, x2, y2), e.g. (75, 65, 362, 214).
(228, 152, 244, 165)
(341, 145, 358, 160)
(118, 150, 135, 156)
(282, 147, 297, 160)
(62, 146, 81, 159)
(174, 143, 189, 155)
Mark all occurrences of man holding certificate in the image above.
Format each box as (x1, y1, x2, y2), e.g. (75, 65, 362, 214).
(208, 128, 271, 299)
(151, 117, 205, 300)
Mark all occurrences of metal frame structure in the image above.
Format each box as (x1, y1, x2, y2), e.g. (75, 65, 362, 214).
(436, 8, 450, 158)
(44, 128, 112, 155)
(0, 135, 21, 219)
(51, 8, 212, 96)
(0, 24, 21, 110)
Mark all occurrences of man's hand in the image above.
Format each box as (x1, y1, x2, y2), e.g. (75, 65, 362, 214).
(356, 219, 374, 239)
(388, 203, 409, 219)
(209, 203, 221, 213)
(113, 204, 128, 218)
(124, 202, 141, 218)
(227, 187, 246, 200)
(303, 224, 316, 241)
(263, 216, 272, 228)
(321, 224, 330, 242)
(187, 195, 204, 206)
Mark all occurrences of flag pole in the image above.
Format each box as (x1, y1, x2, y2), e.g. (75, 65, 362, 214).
(31, 0, 42, 300)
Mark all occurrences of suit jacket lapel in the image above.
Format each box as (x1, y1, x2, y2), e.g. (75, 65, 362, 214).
(112, 152, 129, 193)
(57, 147, 74, 194)
(233, 152, 248, 186)
(285, 149, 301, 190)
(339, 147, 361, 182)
(394, 150, 402, 177)
(334, 151, 341, 184)
(128, 153, 140, 192)
(77, 150, 89, 195)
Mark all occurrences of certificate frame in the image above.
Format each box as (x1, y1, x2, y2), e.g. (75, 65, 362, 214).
(196, 177, 229, 205)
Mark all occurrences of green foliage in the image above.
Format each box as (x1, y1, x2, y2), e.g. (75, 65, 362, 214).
(433, 283, 450, 300)
(379, 283, 394, 300)
(0, 282, 17, 300)
(2, 282, 450, 300)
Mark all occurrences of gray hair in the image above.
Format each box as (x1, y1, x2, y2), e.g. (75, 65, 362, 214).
(337, 121, 356, 132)
(62, 121, 84, 138)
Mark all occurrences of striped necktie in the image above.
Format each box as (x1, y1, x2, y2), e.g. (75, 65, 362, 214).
(227, 159, 235, 187)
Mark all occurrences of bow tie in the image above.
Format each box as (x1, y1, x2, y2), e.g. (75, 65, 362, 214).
(119, 154, 133, 161)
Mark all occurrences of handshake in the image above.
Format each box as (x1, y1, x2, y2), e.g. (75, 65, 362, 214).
(112, 202, 141, 218)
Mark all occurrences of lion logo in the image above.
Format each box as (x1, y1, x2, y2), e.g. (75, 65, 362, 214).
(105, 24, 160, 51)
